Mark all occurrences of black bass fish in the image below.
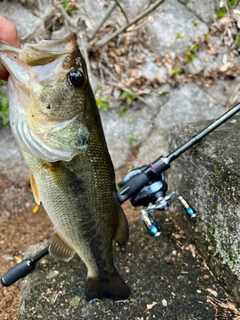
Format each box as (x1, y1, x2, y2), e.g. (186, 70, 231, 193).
(0, 33, 130, 301)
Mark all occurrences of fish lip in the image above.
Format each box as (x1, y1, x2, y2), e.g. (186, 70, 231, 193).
(22, 33, 78, 64)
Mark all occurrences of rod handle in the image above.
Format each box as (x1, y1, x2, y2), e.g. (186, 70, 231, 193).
(1, 259, 34, 286)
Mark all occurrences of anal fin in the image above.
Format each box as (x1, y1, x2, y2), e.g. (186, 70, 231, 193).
(30, 171, 41, 205)
(114, 207, 129, 247)
(49, 232, 75, 262)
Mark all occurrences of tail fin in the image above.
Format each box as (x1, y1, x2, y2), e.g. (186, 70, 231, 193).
(85, 270, 130, 302)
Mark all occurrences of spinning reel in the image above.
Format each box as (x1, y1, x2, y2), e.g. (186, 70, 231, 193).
(1, 102, 240, 286)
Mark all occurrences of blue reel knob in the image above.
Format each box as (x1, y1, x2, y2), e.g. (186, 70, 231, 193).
(140, 211, 161, 237)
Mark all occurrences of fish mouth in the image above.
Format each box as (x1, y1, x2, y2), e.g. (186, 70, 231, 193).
(1, 33, 89, 162)
(22, 33, 78, 66)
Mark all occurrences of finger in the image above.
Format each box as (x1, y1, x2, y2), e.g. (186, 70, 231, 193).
(0, 16, 20, 80)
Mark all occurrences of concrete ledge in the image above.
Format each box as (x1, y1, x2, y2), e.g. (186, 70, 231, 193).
(168, 114, 240, 304)
(17, 215, 228, 319)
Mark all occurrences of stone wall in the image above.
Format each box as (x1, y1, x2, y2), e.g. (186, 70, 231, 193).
(168, 113, 240, 303)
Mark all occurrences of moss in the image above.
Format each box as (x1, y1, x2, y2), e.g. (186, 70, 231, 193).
(229, 252, 234, 262)
(211, 203, 217, 215)
(207, 225, 216, 245)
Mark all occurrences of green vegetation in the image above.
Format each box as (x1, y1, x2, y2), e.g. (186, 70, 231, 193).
(235, 37, 240, 45)
(207, 225, 217, 244)
(216, 7, 227, 19)
(158, 91, 170, 96)
(204, 33, 210, 40)
(62, 1, 77, 17)
(227, 0, 237, 7)
(0, 81, 9, 125)
(171, 68, 183, 78)
(120, 91, 137, 105)
(191, 19, 200, 26)
(127, 135, 139, 143)
(0, 91, 9, 125)
(184, 43, 200, 64)
(175, 33, 184, 40)
(96, 96, 110, 111)
(119, 107, 128, 117)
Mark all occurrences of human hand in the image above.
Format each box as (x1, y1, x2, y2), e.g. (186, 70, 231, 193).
(0, 16, 20, 80)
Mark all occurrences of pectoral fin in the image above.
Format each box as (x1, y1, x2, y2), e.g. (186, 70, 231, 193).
(114, 207, 129, 248)
(49, 232, 75, 262)
(30, 171, 41, 205)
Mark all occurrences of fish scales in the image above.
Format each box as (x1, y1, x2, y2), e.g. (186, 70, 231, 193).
(0, 33, 130, 301)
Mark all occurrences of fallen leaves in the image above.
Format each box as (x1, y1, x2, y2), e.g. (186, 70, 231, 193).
(144, 301, 158, 312)
(207, 296, 240, 319)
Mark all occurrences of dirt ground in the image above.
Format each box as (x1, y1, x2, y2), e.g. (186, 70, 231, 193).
(0, 181, 140, 320)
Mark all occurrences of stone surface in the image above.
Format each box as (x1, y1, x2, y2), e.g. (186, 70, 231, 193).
(0, 125, 29, 183)
(168, 113, 240, 304)
(0, 2, 46, 40)
(149, 0, 208, 56)
(185, 45, 239, 76)
(100, 108, 152, 168)
(18, 215, 231, 320)
(155, 82, 225, 131)
(0, 125, 34, 222)
(179, 0, 218, 24)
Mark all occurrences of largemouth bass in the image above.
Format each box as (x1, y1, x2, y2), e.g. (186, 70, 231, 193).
(0, 33, 130, 301)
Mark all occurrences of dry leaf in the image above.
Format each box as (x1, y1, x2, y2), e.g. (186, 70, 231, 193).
(219, 62, 231, 72)
(14, 256, 22, 264)
(114, 64, 121, 74)
(144, 301, 158, 312)
(226, 300, 240, 315)
(206, 288, 218, 297)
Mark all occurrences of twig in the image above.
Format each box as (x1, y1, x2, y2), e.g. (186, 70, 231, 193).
(88, 2, 117, 40)
(92, 0, 166, 51)
(22, 23, 42, 40)
(99, 64, 119, 82)
(114, 0, 129, 23)
(53, 0, 78, 28)
(107, 81, 152, 107)
(78, 33, 92, 79)
(37, 0, 43, 13)
(226, 83, 240, 111)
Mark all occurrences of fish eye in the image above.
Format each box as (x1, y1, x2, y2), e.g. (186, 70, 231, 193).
(68, 69, 84, 87)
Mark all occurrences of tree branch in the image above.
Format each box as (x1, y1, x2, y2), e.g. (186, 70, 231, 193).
(114, 0, 129, 24)
(88, 2, 117, 40)
(92, 0, 166, 51)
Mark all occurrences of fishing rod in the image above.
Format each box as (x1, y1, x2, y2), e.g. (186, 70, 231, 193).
(2, 102, 240, 287)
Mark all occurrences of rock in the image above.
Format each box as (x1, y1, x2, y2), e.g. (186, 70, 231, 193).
(155, 82, 224, 131)
(204, 76, 240, 108)
(135, 54, 168, 81)
(0, 125, 29, 183)
(149, 0, 209, 57)
(179, 0, 218, 24)
(168, 113, 240, 304)
(0, 2, 47, 40)
(0, 125, 34, 221)
(100, 108, 152, 169)
(185, 45, 239, 76)
(18, 215, 229, 319)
